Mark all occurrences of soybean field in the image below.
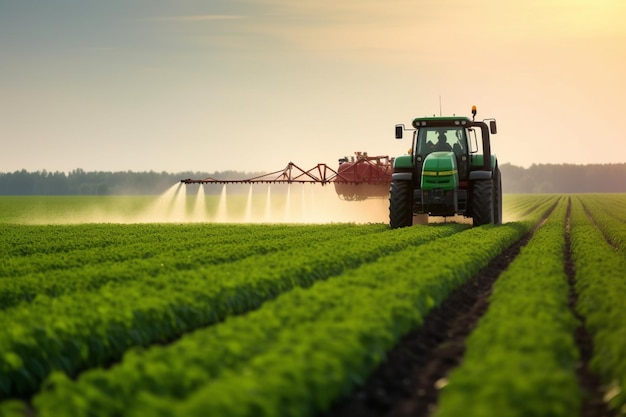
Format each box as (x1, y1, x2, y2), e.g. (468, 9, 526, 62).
(0, 194, 625, 417)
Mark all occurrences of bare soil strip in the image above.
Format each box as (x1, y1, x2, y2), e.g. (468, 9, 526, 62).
(323, 229, 533, 417)
(565, 200, 617, 417)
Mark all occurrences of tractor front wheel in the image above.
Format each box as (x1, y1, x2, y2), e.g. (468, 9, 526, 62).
(389, 180, 413, 228)
(472, 179, 494, 227)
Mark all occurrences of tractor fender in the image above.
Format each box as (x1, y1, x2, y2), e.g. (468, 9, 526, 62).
(470, 154, 497, 170)
(469, 171, 492, 180)
(392, 172, 413, 181)
(393, 154, 413, 170)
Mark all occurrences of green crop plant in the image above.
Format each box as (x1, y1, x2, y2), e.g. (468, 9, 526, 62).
(21, 215, 550, 417)
(435, 197, 581, 417)
(0, 223, 385, 310)
(0, 223, 465, 399)
(0, 193, 562, 416)
(577, 194, 626, 254)
(570, 196, 626, 413)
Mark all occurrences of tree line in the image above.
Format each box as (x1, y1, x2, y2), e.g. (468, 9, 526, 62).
(0, 169, 262, 195)
(499, 163, 626, 193)
(0, 163, 624, 195)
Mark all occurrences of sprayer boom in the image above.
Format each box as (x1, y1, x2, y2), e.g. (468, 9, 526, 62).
(180, 153, 393, 200)
(182, 162, 341, 185)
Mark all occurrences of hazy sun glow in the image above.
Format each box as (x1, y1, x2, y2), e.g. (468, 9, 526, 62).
(1, 0, 625, 175)
(12, 184, 394, 225)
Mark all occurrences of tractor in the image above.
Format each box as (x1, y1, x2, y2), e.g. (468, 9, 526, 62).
(389, 106, 502, 228)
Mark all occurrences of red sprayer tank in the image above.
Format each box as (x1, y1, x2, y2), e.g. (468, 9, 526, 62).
(333, 152, 393, 200)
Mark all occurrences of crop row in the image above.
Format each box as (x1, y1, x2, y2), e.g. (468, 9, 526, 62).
(569, 196, 626, 411)
(0, 223, 388, 309)
(579, 193, 626, 222)
(503, 194, 559, 219)
(435, 194, 626, 416)
(12, 219, 544, 417)
(0, 223, 384, 276)
(435, 196, 581, 417)
(0, 222, 468, 399)
(576, 194, 626, 254)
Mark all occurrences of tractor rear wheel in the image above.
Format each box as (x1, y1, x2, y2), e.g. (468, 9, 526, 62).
(389, 180, 413, 228)
(472, 179, 494, 226)
(493, 167, 503, 225)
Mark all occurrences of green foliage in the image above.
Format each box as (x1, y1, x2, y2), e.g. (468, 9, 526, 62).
(0, 222, 465, 400)
(570, 196, 626, 412)
(503, 194, 559, 218)
(0, 193, 574, 417)
(435, 198, 581, 417)
(576, 194, 626, 254)
(31, 222, 531, 417)
(0, 223, 385, 309)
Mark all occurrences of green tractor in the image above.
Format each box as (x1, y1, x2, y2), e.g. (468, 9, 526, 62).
(389, 106, 502, 228)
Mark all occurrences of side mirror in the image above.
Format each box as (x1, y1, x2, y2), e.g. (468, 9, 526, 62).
(395, 124, 404, 139)
(489, 120, 497, 135)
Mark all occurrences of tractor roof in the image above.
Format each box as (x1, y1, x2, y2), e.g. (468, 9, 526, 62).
(411, 116, 472, 129)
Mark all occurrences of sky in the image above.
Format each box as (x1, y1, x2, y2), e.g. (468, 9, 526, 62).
(1, 0, 625, 174)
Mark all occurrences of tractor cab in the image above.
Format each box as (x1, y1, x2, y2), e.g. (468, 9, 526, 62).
(390, 107, 502, 227)
(417, 127, 466, 155)
(416, 126, 469, 181)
